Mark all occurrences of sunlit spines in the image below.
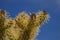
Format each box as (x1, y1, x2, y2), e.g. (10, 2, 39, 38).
(15, 12, 30, 29)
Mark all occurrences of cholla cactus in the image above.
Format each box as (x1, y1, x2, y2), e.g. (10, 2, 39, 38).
(0, 9, 50, 40)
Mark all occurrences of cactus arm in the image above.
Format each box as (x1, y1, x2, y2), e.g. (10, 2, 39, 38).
(28, 11, 49, 40)
(20, 16, 36, 40)
(20, 11, 49, 40)
(15, 12, 29, 29)
(15, 12, 30, 40)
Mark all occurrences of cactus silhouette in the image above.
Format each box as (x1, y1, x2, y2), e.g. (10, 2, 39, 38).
(0, 9, 50, 40)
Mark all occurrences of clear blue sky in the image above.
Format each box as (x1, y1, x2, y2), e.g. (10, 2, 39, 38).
(0, 0, 60, 40)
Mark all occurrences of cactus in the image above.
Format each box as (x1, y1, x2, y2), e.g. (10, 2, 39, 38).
(0, 9, 50, 40)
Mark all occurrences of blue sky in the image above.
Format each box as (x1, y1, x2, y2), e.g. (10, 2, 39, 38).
(0, 0, 60, 40)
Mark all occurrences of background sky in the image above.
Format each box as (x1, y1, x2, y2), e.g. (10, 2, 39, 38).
(0, 0, 60, 40)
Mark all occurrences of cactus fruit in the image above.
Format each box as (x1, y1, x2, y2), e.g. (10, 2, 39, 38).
(0, 10, 50, 40)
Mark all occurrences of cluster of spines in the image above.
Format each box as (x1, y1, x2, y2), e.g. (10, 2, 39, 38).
(0, 10, 50, 40)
